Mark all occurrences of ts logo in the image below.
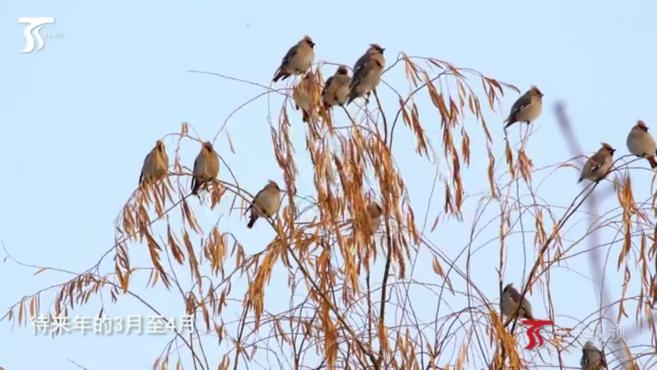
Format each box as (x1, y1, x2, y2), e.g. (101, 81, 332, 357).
(18, 17, 56, 53)
(522, 319, 553, 350)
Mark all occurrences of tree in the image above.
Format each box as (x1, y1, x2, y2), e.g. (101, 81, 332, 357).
(4, 51, 654, 369)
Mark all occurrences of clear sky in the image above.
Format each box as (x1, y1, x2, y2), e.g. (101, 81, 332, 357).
(1, 1, 657, 369)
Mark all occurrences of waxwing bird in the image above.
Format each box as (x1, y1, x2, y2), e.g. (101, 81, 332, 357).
(347, 44, 385, 105)
(322, 65, 351, 108)
(580, 341, 607, 370)
(579, 143, 615, 183)
(247, 181, 282, 228)
(501, 283, 534, 320)
(139, 140, 169, 186)
(627, 120, 657, 168)
(272, 36, 315, 83)
(504, 86, 543, 129)
(293, 71, 320, 123)
(366, 201, 383, 234)
(191, 142, 219, 195)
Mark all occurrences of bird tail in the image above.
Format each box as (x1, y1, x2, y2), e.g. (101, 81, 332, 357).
(247, 214, 257, 229)
(504, 117, 516, 129)
(648, 157, 657, 169)
(191, 179, 199, 195)
(272, 69, 289, 83)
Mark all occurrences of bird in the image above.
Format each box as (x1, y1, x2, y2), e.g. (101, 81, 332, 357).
(191, 142, 219, 195)
(501, 283, 534, 320)
(247, 181, 282, 228)
(272, 36, 315, 83)
(366, 201, 383, 234)
(139, 140, 169, 186)
(322, 65, 351, 108)
(578, 143, 615, 183)
(347, 44, 385, 105)
(626, 120, 657, 168)
(580, 341, 607, 370)
(504, 86, 543, 129)
(292, 71, 320, 123)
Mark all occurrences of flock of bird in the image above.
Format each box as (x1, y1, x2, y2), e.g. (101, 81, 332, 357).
(138, 138, 282, 229)
(134, 35, 657, 369)
(490, 86, 655, 370)
(486, 78, 655, 370)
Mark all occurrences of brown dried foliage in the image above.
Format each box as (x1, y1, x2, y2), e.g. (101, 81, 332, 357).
(4, 54, 657, 370)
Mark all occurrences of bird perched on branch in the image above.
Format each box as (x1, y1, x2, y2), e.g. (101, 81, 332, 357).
(504, 86, 543, 129)
(347, 44, 385, 105)
(501, 283, 534, 320)
(626, 120, 657, 168)
(272, 36, 315, 83)
(247, 181, 282, 228)
(293, 71, 320, 123)
(580, 341, 607, 370)
(139, 140, 169, 186)
(366, 201, 383, 234)
(322, 65, 351, 108)
(578, 143, 615, 183)
(191, 142, 219, 195)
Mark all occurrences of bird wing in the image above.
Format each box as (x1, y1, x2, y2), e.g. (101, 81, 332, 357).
(521, 297, 532, 317)
(322, 76, 335, 97)
(350, 54, 371, 88)
(507, 92, 532, 119)
(507, 287, 523, 304)
(139, 150, 155, 184)
(350, 58, 378, 90)
(580, 349, 588, 368)
(193, 152, 204, 177)
(585, 151, 606, 176)
(246, 188, 265, 214)
(279, 44, 299, 69)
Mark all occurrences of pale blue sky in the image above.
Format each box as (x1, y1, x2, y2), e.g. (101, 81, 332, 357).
(1, 1, 656, 369)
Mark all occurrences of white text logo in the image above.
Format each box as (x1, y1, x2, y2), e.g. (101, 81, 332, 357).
(18, 17, 56, 53)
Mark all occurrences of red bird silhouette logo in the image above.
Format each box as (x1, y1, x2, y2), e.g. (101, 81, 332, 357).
(522, 319, 553, 350)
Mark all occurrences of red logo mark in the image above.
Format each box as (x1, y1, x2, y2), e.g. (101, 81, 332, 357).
(522, 319, 553, 350)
